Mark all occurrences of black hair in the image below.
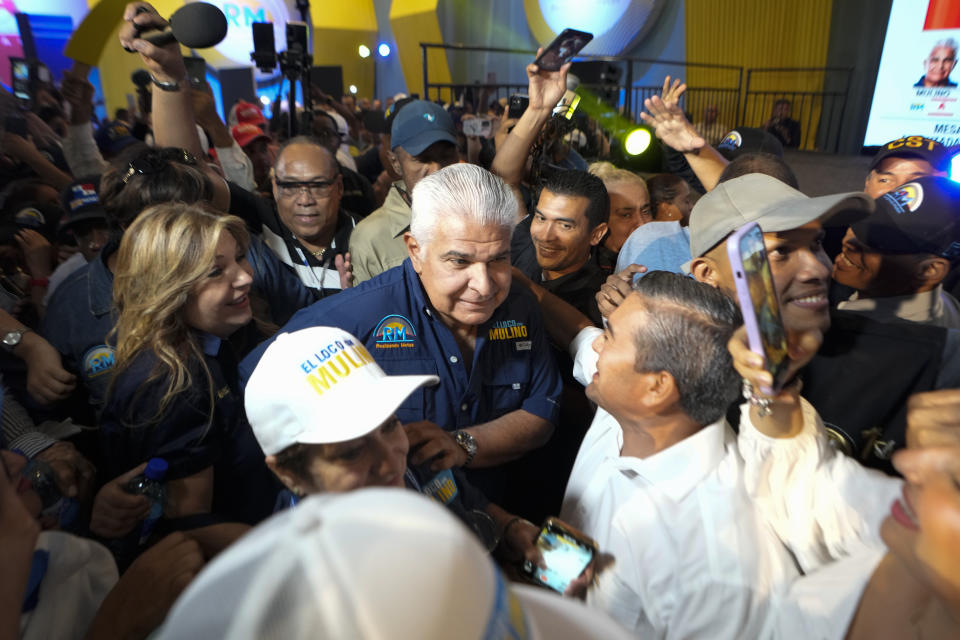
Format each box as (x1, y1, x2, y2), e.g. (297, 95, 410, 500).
(539, 169, 610, 229)
(99, 148, 214, 231)
(646, 174, 688, 219)
(718, 152, 799, 189)
(631, 271, 743, 425)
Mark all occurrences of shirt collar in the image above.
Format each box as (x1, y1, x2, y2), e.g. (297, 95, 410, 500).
(384, 183, 412, 238)
(838, 285, 943, 324)
(200, 332, 222, 356)
(615, 418, 732, 502)
(88, 241, 118, 316)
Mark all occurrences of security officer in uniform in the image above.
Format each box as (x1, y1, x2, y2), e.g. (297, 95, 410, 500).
(242, 164, 562, 503)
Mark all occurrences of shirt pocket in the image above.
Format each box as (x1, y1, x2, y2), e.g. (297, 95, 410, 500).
(481, 355, 529, 414)
(378, 357, 439, 424)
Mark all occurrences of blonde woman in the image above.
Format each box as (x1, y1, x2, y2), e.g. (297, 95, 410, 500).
(98, 203, 279, 552)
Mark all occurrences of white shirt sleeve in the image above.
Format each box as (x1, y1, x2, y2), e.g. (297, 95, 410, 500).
(737, 398, 901, 572)
(61, 122, 109, 177)
(214, 141, 257, 192)
(768, 546, 886, 640)
(569, 326, 602, 387)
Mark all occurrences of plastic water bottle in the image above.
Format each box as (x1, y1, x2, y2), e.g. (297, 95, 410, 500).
(126, 458, 168, 545)
(20, 458, 79, 530)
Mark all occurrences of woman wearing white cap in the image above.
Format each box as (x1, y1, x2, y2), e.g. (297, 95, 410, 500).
(245, 326, 545, 567)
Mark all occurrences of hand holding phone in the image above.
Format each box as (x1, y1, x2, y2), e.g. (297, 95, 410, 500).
(726, 223, 790, 395)
(534, 29, 593, 71)
(520, 517, 596, 594)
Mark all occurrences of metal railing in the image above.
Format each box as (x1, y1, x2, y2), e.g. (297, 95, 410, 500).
(741, 67, 854, 153)
(420, 43, 852, 154)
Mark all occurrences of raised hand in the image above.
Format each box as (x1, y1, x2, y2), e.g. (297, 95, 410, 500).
(639, 76, 706, 153)
(526, 48, 570, 113)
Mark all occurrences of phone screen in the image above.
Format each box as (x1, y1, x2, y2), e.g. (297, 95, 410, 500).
(534, 29, 593, 71)
(734, 224, 790, 390)
(183, 56, 206, 89)
(522, 520, 595, 593)
(508, 94, 528, 119)
(12, 59, 30, 103)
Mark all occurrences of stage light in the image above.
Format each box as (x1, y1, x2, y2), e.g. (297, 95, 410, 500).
(951, 152, 960, 183)
(259, 95, 270, 106)
(358, 44, 371, 59)
(624, 128, 651, 156)
(349, 84, 358, 94)
(378, 43, 391, 57)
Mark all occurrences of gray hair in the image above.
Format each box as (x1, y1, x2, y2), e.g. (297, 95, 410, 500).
(934, 38, 959, 53)
(410, 163, 518, 246)
(630, 271, 743, 426)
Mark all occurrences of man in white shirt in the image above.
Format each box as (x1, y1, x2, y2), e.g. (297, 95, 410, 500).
(547, 271, 800, 638)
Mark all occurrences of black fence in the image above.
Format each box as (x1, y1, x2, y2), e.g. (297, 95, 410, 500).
(741, 67, 854, 153)
(420, 43, 852, 154)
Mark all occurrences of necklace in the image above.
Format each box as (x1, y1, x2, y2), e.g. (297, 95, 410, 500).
(309, 247, 327, 261)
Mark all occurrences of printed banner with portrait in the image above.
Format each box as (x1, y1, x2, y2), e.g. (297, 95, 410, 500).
(865, 0, 960, 147)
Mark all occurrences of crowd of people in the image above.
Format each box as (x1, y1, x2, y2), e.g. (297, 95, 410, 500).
(2, 3, 960, 639)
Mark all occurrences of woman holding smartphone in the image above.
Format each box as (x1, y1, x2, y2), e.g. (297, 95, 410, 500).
(99, 203, 278, 550)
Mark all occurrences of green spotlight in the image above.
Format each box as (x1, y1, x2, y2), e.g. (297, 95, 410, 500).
(624, 128, 651, 156)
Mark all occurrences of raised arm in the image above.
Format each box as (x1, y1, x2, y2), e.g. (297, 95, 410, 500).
(490, 49, 569, 187)
(118, 2, 230, 210)
(640, 77, 729, 191)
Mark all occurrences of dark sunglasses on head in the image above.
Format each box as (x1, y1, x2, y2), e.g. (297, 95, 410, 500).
(122, 148, 198, 185)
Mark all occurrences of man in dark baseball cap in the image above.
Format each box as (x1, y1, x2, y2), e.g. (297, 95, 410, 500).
(863, 136, 950, 199)
(348, 100, 459, 283)
(833, 175, 960, 328)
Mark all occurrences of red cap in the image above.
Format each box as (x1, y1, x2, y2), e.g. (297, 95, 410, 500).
(232, 123, 270, 149)
(233, 100, 267, 126)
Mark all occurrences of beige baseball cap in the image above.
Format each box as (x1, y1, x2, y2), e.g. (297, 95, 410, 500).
(684, 174, 874, 271)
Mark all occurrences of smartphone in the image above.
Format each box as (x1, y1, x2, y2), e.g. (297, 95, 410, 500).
(11, 58, 31, 109)
(286, 22, 308, 53)
(183, 56, 207, 89)
(463, 117, 492, 137)
(726, 222, 791, 395)
(521, 517, 596, 593)
(508, 94, 529, 119)
(534, 28, 593, 71)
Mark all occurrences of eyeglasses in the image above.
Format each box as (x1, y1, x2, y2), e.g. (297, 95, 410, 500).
(122, 148, 198, 184)
(274, 178, 337, 198)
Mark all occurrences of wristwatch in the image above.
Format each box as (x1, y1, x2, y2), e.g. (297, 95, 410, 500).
(2, 328, 31, 352)
(453, 430, 478, 467)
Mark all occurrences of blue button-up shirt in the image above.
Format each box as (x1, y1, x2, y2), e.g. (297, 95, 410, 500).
(240, 259, 562, 498)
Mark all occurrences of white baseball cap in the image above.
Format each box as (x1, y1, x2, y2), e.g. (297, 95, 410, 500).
(158, 488, 634, 640)
(244, 327, 439, 455)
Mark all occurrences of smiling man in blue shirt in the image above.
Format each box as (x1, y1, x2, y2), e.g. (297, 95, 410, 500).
(242, 164, 562, 501)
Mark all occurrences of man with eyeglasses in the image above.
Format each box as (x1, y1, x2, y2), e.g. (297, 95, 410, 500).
(226, 137, 360, 298)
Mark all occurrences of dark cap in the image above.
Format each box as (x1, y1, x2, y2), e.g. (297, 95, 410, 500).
(94, 120, 138, 156)
(390, 100, 457, 156)
(10, 201, 62, 240)
(59, 179, 107, 232)
(716, 128, 784, 160)
(852, 176, 960, 259)
(869, 136, 951, 173)
(383, 96, 416, 132)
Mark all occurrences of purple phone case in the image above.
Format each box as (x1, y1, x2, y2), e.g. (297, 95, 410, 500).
(726, 222, 781, 395)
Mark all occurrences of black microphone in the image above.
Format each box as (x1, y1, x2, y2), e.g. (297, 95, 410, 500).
(131, 69, 152, 88)
(136, 3, 228, 49)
